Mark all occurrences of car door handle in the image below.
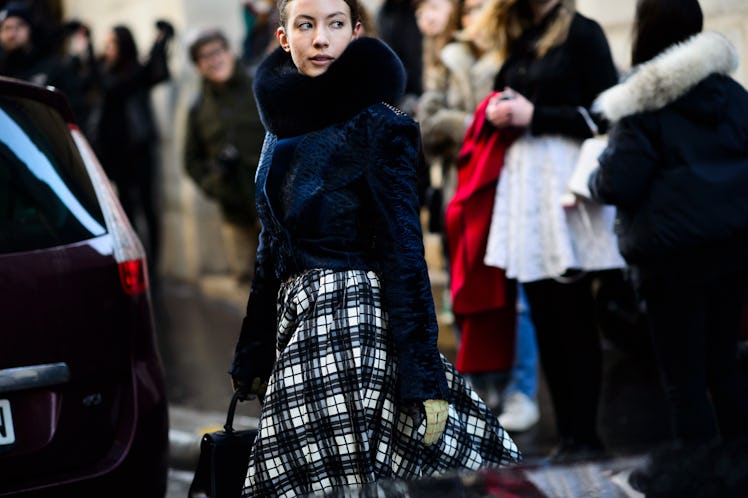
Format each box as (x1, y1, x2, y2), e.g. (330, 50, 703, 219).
(0, 363, 71, 394)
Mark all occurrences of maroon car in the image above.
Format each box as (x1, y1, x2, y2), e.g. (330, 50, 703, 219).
(0, 77, 168, 497)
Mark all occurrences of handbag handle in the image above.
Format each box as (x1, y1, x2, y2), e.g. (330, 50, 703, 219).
(224, 390, 246, 433)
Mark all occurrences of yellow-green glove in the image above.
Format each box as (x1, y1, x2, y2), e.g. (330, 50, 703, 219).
(231, 376, 268, 401)
(423, 399, 449, 446)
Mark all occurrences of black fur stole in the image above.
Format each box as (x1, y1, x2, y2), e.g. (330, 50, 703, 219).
(252, 37, 406, 138)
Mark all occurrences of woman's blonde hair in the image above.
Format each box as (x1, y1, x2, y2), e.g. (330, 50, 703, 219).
(461, 0, 575, 59)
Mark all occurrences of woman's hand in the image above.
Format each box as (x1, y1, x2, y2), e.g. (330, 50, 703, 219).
(423, 399, 449, 446)
(485, 88, 534, 129)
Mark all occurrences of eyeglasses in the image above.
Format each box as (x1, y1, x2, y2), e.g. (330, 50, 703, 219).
(196, 45, 228, 62)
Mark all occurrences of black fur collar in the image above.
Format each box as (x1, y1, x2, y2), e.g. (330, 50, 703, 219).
(253, 37, 406, 138)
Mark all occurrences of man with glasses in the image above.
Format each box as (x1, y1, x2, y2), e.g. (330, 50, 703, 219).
(184, 28, 265, 286)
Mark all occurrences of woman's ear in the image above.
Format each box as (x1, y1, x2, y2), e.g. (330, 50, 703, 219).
(352, 21, 362, 39)
(276, 26, 290, 51)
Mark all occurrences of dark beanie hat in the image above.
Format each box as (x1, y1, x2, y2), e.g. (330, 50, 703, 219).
(0, 2, 33, 27)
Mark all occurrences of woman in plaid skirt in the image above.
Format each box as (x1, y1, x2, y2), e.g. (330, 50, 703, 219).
(229, 0, 521, 495)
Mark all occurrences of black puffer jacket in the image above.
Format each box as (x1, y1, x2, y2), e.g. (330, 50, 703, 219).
(590, 32, 748, 277)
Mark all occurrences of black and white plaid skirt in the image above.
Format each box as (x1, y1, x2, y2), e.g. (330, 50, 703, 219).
(242, 269, 520, 498)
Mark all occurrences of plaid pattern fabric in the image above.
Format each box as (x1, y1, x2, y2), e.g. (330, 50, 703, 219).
(242, 269, 521, 498)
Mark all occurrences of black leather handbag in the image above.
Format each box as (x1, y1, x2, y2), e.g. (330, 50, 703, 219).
(188, 391, 258, 498)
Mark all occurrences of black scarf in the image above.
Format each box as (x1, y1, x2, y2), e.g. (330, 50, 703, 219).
(252, 36, 406, 138)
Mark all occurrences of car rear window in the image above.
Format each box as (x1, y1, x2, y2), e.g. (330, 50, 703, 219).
(0, 95, 106, 254)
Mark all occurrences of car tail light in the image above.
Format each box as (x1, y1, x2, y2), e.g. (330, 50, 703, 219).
(70, 129, 149, 294)
(119, 259, 149, 295)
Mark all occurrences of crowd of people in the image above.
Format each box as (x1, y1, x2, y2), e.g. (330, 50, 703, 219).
(0, 0, 274, 285)
(0, 0, 175, 280)
(3, 0, 748, 495)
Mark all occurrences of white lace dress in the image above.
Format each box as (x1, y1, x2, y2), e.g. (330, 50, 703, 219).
(484, 134, 625, 283)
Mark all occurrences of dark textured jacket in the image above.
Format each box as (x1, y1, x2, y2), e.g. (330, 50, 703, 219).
(185, 61, 263, 226)
(590, 32, 748, 278)
(230, 37, 450, 404)
(493, 6, 618, 139)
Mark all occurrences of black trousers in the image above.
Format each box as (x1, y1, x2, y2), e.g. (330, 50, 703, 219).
(523, 273, 602, 446)
(638, 270, 748, 445)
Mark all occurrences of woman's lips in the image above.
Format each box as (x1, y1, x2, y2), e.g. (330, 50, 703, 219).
(310, 55, 334, 65)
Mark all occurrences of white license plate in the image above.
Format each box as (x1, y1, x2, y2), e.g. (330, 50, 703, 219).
(0, 399, 15, 446)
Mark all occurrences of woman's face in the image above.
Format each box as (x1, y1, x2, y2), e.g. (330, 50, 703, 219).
(416, 0, 454, 37)
(461, 0, 485, 29)
(103, 31, 119, 65)
(277, 0, 361, 77)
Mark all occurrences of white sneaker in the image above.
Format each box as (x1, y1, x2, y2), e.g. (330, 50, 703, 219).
(498, 391, 540, 432)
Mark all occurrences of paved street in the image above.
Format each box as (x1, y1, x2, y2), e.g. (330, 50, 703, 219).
(151, 277, 259, 497)
(153, 275, 748, 497)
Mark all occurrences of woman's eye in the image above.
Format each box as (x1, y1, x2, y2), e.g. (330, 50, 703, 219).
(298, 21, 312, 30)
(331, 20, 345, 28)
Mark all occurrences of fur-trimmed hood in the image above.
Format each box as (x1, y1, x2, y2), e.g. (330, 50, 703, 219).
(252, 36, 406, 138)
(594, 32, 738, 122)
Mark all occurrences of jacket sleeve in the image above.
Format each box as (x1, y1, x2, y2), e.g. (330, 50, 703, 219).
(417, 89, 471, 155)
(184, 102, 213, 190)
(589, 115, 660, 208)
(229, 224, 280, 384)
(366, 109, 450, 404)
(145, 36, 171, 87)
(184, 100, 235, 201)
(184, 102, 206, 177)
(229, 135, 280, 383)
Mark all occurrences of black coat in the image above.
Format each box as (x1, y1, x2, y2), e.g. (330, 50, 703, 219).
(0, 45, 86, 122)
(90, 37, 170, 186)
(230, 37, 450, 404)
(493, 7, 618, 139)
(590, 32, 748, 278)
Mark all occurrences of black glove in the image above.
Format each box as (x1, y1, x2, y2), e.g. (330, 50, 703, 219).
(155, 19, 175, 40)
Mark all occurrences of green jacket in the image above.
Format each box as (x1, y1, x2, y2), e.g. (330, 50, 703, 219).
(185, 61, 264, 225)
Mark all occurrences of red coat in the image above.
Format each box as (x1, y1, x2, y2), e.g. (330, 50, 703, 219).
(445, 93, 518, 373)
(445, 92, 517, 316)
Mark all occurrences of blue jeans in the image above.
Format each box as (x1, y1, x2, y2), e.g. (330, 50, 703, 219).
(505, 284, 539, 399)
